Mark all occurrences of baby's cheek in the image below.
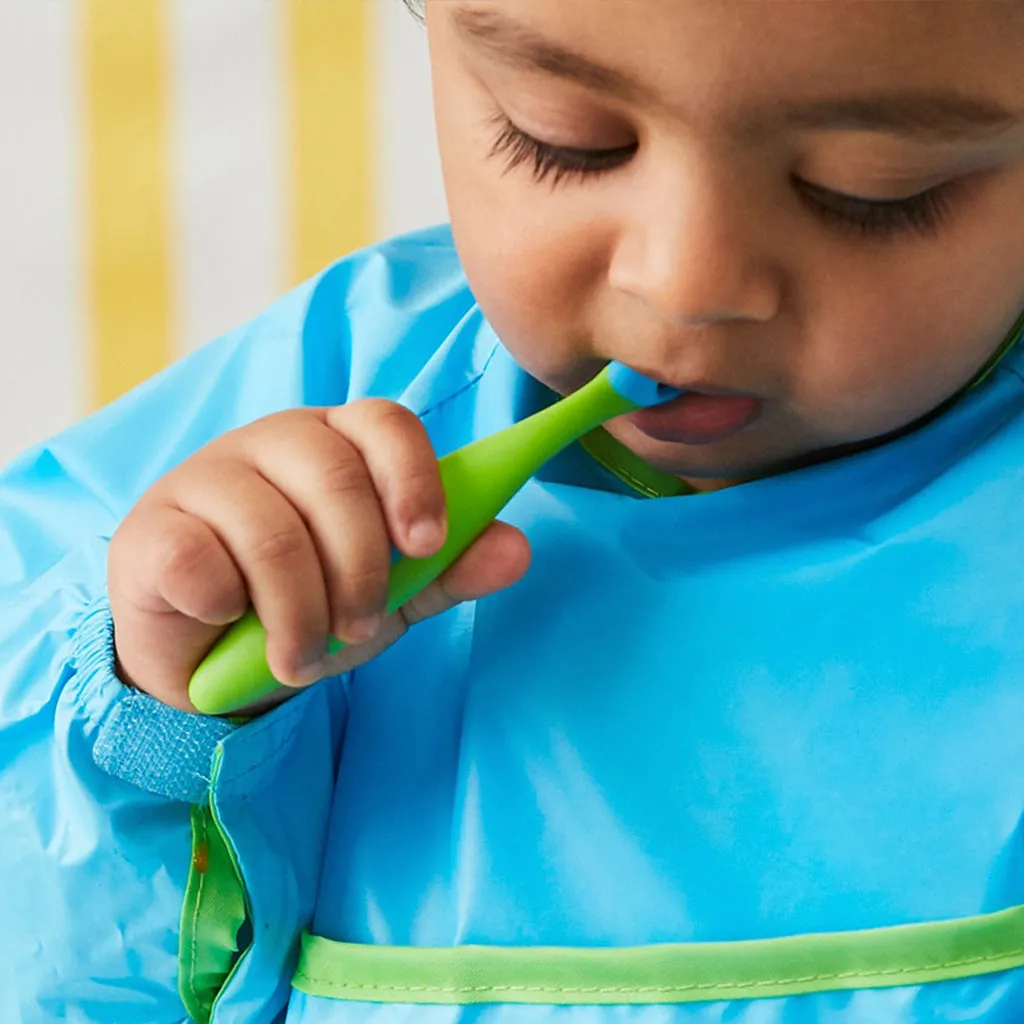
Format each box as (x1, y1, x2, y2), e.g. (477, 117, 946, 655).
(457, 218, 600, 358)
(778, 333, 926, 440)
(797, 333, 982, 441)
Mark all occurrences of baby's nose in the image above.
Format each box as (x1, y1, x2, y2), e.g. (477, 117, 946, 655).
(607, 170, 782, 328)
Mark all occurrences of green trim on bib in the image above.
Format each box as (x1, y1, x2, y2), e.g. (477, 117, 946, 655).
(178, 749, 250, 1023)
(970, 307, 1024, 390)
(293, 903, 1024, 1006)
(579, 428, 692, 498)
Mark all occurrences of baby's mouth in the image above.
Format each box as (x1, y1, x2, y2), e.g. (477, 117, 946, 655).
(627, 388, 763, 445)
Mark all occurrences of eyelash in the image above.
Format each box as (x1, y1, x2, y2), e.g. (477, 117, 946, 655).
(796, 179, 955, 239)
(488, 114, 957, 239)
(489, 114, 636, 186)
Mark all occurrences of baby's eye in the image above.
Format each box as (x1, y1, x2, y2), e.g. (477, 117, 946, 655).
(796, 178, 958, 239)
(489, 115, 637, 186)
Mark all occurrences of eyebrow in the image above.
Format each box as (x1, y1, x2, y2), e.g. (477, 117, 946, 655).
(451, 6, 650, 102)
(450, 6, 1020, 142)
(779, 95, 1019, 140)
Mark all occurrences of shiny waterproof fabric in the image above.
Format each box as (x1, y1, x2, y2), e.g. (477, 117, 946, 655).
(3, 226, 1024, 1023)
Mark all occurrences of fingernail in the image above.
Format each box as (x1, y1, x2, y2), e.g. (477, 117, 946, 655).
(406, 516, 444, 553)
(344, 614, 382, 644)
(294, 658, 333, 687)
(292, 642, 330, 687)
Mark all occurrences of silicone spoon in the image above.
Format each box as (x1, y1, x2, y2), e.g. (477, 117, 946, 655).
(188, 362, 680, 715)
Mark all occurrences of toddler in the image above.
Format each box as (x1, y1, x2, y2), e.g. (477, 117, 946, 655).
(4, 2, 1024, 1022)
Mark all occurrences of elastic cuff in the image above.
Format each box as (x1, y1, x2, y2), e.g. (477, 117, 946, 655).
(70, 597, 235, 803)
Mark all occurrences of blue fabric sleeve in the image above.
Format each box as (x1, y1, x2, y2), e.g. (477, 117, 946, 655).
(76, 597, 234, 803)
(0, 276, 326, 1022)
(0, 226, 473, 1022)
(0, 273, 320, 797)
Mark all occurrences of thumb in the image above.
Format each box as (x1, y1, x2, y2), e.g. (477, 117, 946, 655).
(405, 519, 532, 624)
(289, 521, 532, 687)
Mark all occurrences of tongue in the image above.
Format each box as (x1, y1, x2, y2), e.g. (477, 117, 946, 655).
(630, 392, 761, 444)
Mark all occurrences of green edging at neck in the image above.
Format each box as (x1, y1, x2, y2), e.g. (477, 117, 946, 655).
(579, 427, 692, 498)
(971, 307, 1024, 390)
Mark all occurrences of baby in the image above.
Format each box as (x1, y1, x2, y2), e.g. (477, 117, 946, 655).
(4, 2, 1024, 1022)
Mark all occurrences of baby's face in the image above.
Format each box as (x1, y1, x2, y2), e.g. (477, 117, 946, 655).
(427, 0, 1024, 488)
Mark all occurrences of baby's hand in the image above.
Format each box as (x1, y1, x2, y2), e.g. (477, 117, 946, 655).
(108, 401, 531, 712)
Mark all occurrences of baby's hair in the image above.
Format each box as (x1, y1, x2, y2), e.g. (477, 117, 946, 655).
(402, 0, 425, 21)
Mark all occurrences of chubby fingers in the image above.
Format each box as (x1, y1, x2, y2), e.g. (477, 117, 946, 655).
(205, 401, 445, 684)
(297, 520, 532, 683)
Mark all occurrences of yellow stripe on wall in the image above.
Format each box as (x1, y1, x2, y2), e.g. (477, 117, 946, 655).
(286, 0, 373, 284)
(82, 0, 171, 409)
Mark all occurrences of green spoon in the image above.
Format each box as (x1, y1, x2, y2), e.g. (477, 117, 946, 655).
(188, 362, 680, 715)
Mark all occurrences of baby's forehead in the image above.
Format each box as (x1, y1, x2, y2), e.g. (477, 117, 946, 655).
(447, 1, 1024, 129)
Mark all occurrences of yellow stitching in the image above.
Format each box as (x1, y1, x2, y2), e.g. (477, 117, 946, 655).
(579, 432, 678, 498)
(591, 451, 664, 498)
(295, 947, 1024, 997)
(608, 465, 662, 498)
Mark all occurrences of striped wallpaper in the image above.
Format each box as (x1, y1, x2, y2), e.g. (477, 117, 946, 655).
(0, 0, 447, 465)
